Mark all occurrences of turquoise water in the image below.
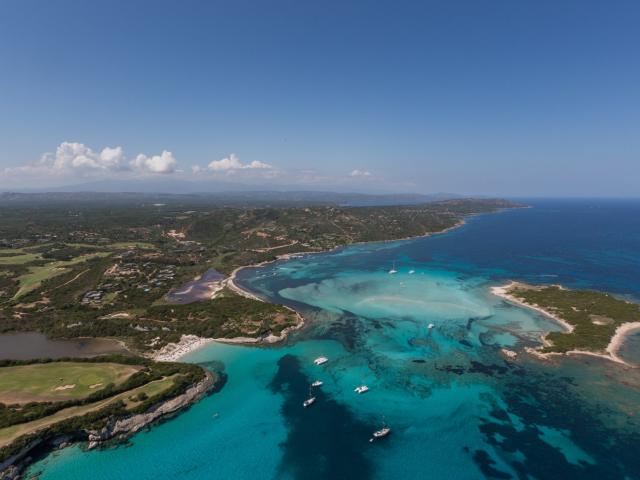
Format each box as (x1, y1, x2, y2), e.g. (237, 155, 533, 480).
(28, 200, 640, 479)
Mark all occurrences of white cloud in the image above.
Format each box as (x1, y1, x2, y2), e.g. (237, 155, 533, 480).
(130, 150, 177, 174)
(350, 169, 372, 177)
(205, 153, 272, 171)
(46, 142, 127, 172)
(4, 142, 178, 178)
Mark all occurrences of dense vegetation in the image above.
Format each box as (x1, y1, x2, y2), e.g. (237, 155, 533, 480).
(0, 194, 518, 351)
(509, 285, 640, 354)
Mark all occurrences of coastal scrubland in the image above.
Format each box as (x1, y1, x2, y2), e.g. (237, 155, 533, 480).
(496, 283, 640, 359)
(0, 194, 518, 352)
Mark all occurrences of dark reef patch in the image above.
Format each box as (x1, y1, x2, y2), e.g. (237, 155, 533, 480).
(319, 311, 362, 351)
(269, 354, 374, 480)
(472, 449, 513, 479)
(479, 369, 640, 480)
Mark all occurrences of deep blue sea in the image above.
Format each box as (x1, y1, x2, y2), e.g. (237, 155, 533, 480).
(29, 199, 640, 480)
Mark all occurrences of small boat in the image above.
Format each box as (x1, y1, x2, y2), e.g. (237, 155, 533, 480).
(314, 356, 328, 365)
(354, 385, 369, 394)
(370, 426, 391, 442)
(428, 323, 435, 330)
(369, 419, 391, 442)
(303, 386, 317, 407)
(388, 261, 398, 275)
(408, 269, 415, 274)
(311, 380, 323, 387)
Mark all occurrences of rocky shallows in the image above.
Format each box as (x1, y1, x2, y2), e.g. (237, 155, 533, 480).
(492, 281, 640, 366)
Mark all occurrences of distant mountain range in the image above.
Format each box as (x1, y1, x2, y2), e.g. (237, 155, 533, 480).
(0, 187, 464, 207)
(2, 178, 462, 205)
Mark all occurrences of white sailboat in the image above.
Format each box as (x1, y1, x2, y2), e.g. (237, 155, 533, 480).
(303, 387, 316, 407)
(388, 261, 398, 274)
(314, 356, 328, 365)
(369, 418, 391, 442)
(311, 380, 323, 387)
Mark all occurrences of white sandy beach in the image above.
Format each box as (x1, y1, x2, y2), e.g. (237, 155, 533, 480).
(606, 321, 640, 364)
(151, 335, 215, 362)
(491, 282, 574, 333)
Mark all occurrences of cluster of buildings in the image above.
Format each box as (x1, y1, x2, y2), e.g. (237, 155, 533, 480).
(67, 231, 110, 244)
(101, 258, 178, 295)
(138, 265, 176, 291)
(81, 290, 105, 304)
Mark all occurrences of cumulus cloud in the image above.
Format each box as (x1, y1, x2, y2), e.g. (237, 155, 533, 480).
(205, 153, 272, 171)
(5, 142, 178, 177)
(44, 142, 127, 172)
(130, 150, 177, 174)
(349, 169, 372, 177)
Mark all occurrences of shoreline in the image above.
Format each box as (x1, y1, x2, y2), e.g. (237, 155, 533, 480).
(150, 335, 216, 362)
(492, 282, 638, 367)
(1, 372, 217, 479)
(153, 211, 510, 362)
(607, 321, 640, 364)
(226, 217, 470, 298)
(491, 282, 575, 334)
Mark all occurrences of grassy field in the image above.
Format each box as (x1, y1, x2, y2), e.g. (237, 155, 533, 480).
(0, 362, 141, 404)
(0, 252, 42, 265)
(0, 375, 177, 447)
(13, 252, 111, 298)
(65, 241, 157, 251)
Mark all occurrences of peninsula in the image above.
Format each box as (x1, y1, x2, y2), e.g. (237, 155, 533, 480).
(492, 282, 640, 365)
(0, 194, 519, 355)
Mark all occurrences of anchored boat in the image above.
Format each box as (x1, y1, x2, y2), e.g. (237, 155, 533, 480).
(370, 419, 391, 442)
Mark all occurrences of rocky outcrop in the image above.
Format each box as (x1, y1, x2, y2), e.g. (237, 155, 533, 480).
(0, 439, 41, 479)
(86, 371, 215, 449)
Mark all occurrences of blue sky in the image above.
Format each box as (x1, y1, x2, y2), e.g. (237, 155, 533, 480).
(0, 0, 639, 195)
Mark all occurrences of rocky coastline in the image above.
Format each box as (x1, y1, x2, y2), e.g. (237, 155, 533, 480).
(86, 371, 216, 448)
(0, 372, 216, 480)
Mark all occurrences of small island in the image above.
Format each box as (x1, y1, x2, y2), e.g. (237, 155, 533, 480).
(493, 282, 640, 365)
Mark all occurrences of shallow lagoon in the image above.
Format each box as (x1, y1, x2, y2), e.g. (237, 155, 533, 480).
(0, 332, 129, 360)
(28, 200, 640, 479)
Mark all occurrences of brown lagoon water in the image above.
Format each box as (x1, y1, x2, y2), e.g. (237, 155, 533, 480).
(0, 332, 129, 360)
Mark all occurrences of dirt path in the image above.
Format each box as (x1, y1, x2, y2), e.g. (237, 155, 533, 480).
(51, 268, 90, 290)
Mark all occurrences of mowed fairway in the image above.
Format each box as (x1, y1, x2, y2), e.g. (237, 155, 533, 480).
(0, 362, 142, 404)
(12, 252, 111, 298)
(0, 251, 43, 265)
(0, 374, 178, 448)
